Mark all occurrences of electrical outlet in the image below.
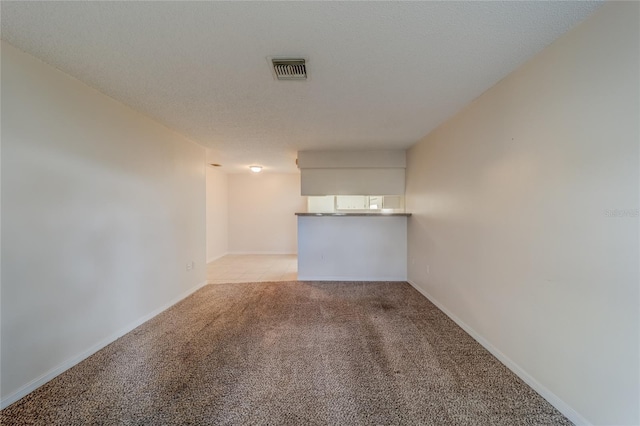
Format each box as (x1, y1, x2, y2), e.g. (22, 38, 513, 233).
(426, 265, 430, 274)
(186, 261, 195, 271)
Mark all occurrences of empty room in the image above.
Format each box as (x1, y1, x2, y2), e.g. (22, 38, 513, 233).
(1, 1, 638, 425)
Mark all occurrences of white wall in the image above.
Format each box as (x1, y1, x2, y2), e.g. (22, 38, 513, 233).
(206, 160, 228, 262)
(297, 216, 407, 281)
(1, 42, 207, 406)
(228, 173, 304, 254)
(405, 3, 639, 425)
(298, 150, 406, 196)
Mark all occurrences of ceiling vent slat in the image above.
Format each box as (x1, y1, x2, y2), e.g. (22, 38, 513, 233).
(272, 58, 307, 80)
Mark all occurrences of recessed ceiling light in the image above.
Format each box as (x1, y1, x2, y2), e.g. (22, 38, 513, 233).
(249, 165, 262, 173)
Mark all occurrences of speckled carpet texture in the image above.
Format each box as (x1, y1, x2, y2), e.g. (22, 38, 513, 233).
(1, 281, 571, 425)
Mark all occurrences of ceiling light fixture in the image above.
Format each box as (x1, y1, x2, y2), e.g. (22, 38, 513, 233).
(249, 165, 262, 173)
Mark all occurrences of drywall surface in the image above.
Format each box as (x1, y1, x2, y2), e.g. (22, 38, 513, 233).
(299, 150, 406, 196)
(228, 173, 304, 254)
(206, 162, 228, 262)
(405, 3, 639, 425)
(301, 168, 406, 196)
(297, 150, 406, 168)
(297, 216, 407, 281)
(1, 42, 206, 405)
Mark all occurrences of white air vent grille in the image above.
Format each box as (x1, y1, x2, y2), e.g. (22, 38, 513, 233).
(272, 59, 306, 80)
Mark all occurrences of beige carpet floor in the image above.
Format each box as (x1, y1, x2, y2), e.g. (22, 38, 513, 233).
(1, 281, 571, 425)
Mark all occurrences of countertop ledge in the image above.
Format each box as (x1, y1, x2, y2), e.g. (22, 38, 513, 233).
(296, 212, 412, 217)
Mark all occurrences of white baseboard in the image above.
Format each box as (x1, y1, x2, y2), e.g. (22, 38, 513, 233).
(298, 275, 406, 282)
(0, 280, 209, 410)
(207, 253, 228, 263)
(227, 251, 297, 255)
(406, 279, 591, 426)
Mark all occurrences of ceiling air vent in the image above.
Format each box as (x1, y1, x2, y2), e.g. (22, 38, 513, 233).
(272, 58, 307, 80)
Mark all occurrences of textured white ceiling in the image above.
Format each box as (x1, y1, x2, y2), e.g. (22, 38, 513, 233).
(1, 1, 601, 173)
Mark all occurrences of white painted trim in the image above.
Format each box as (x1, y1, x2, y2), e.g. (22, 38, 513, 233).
(207, 253, 228, 264)
(406, 279, 591, 426)
(227, 251, 297, 255)
(0, 280, 209, 410)
(298, 275, 406, 282)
